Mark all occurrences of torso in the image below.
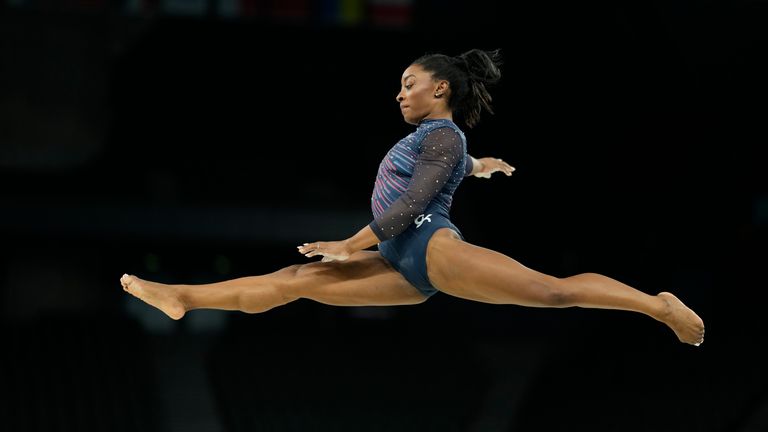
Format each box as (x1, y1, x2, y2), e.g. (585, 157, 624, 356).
(370, 118, 467, 221)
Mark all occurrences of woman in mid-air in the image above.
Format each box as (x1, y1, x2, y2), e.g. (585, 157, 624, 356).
(121, 48, 704, 346)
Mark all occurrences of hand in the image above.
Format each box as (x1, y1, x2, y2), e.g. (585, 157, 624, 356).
(297, 241, 351, 262)
(474, 157, 515, 178)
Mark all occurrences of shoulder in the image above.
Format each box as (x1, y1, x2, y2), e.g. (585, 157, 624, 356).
(417, 128, 465, 161)
(421, 127, 462, 149)
(418, 120, 462, 139)
(420, 122, 463, 143)
(424, 120, 465, 142)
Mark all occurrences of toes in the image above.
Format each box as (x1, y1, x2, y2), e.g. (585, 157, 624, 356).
(120, 274, 133, 291)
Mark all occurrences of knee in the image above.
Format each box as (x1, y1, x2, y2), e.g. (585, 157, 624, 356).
(532, 277, 575, 307)
(284, 264, 305, 277)
(277, 264, 307, 297)
(282, 262, 329, 298)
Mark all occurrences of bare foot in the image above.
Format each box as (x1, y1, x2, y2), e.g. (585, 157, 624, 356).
(120, 274, 186, 320)
(656, 292, 705, 346)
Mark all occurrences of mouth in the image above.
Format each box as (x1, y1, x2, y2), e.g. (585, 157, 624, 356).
(400, 105, 409, 111)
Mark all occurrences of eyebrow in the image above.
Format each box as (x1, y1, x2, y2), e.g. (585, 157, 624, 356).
(401, 74, 416, 82)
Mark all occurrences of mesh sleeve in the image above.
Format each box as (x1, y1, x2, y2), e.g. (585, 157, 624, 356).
(464, 156, 474, 177)
(369, 127, 463, 241)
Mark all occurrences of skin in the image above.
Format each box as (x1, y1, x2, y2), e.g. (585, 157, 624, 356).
(121, 64, 705, 346)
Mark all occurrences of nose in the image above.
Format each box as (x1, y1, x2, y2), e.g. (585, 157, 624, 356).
(396, 91, 404, 103)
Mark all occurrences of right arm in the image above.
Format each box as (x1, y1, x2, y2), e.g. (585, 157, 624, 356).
(300, 128, 464, 261)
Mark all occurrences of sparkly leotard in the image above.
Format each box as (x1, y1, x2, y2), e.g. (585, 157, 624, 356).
(370, 118, 473, 296)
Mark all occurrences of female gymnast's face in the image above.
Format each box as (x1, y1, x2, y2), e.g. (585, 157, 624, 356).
(396, 64, 444, 125)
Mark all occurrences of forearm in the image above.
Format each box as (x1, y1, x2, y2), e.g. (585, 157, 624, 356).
(343, 224, 380, 253)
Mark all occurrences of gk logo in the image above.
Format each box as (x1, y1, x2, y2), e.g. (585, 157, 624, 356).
(414, 213, 432, 228)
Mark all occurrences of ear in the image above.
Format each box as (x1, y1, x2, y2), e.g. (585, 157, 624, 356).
(434, 80, 449, 98)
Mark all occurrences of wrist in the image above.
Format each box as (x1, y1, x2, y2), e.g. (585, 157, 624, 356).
(346, 224, 381, 252)
(342, 238, 355, 254)
(472, 157, 485, 175)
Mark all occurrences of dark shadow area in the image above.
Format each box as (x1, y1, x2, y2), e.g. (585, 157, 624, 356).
(1, 314, 160, 432)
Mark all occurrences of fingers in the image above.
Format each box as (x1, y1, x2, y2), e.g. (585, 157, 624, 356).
(297, 242, 321, 257)
(494, 158, 515, 176)
(297, 243, 349, 262)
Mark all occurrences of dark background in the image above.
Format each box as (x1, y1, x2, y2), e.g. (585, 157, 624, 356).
(1, 1, 766, 431)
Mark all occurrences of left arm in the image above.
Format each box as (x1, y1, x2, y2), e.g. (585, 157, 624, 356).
(466, 154, 515, 178)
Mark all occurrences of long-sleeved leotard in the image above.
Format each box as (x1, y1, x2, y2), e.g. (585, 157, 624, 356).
(369, 118, 470, 241)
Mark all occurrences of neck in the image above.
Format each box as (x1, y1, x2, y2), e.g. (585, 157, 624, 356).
(424, 108, 453, 122)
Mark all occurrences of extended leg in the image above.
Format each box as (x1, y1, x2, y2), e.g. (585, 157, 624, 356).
(121, 250, 427, 320)
(426, 229, 705, 345)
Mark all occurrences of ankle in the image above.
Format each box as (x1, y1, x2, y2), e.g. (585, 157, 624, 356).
(173, 284, 192, 312)
(653, 292, 673, 321)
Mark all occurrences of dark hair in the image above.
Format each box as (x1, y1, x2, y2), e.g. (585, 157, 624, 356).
(412, 48, 502, 128)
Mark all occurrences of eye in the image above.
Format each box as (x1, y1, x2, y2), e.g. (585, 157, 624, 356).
(405, 83, 413, 90)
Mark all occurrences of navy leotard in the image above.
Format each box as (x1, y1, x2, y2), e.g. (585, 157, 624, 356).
(369, 118, 473, 297)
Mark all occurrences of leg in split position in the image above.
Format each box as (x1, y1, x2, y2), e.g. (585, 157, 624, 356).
(425, 228, 705, 346)
(121, 230, 704, 346)
(120, 250, 427, 320)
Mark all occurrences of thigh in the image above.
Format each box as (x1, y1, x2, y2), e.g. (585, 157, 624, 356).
(426, 228, 560, 306)
(290, 250, 429, 306)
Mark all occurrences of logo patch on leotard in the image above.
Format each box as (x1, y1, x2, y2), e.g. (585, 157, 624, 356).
(414, 214, 432, 228)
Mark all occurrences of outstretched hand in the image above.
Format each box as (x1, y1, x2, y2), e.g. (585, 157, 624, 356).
(297, 241, 351, 263)
(474, 157, 515, 178)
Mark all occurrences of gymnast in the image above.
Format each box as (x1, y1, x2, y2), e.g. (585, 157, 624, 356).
(121, 48, 705, 346)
